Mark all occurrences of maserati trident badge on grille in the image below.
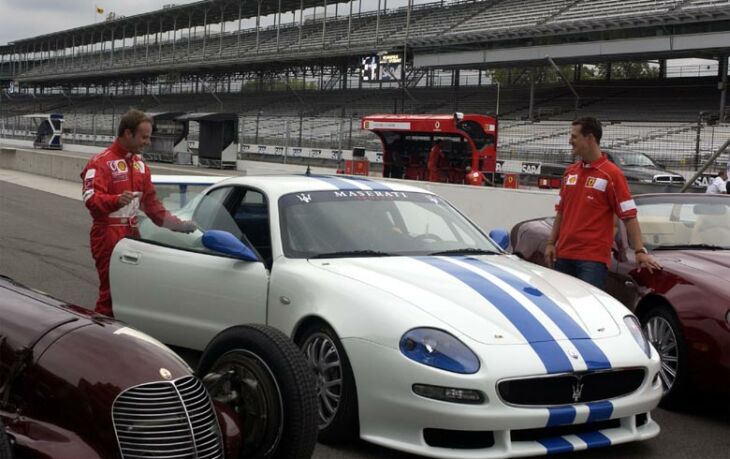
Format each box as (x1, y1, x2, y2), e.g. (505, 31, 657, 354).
(572, 381, 584, 402)
(159, 368, 172, 380)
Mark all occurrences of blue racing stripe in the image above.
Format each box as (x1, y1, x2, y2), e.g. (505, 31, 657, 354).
(586, 401, 614, 423)
(538, 437, 574, 454)
(418, 257, 573, 374)
(547, 406, 576, 427)
(460, 257, 612, 370)
(305, 175, 362, 190)
(342, 175, 393, 191)
(576, 431, 611, 449)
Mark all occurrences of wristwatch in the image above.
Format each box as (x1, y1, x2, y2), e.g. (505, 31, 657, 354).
(635, 247, 649, 255)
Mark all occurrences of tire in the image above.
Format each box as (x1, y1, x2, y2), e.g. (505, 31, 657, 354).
(0, 418, 13, 459)
(640, 306, 688, 408)
(297, 322, 358, 444)
(197, 324, 318, 459)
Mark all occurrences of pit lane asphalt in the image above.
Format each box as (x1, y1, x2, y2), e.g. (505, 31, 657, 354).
(1, 179, 728, 459)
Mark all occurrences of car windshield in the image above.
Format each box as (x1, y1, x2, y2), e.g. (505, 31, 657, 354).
(613, 151, 656, 168)
(279, 190, 501, 258)
(638, 198, 730, 250)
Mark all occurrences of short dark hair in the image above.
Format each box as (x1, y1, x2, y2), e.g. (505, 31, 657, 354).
(117, 109, 152, 137)
(572, 117, 603, 144)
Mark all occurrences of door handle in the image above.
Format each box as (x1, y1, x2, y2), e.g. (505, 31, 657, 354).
(624, 280, 635, 287)
(120, 252, 141, 265)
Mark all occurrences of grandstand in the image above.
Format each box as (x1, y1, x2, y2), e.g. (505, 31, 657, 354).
(2, 0, 730, 174)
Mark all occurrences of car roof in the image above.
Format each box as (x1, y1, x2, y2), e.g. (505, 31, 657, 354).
(208, 174, 433, 198)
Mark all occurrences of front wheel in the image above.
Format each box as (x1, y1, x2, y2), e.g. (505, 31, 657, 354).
(641, 306, 688, 408)
(198, 324, 318, 459)
(298, 322, 358, 443)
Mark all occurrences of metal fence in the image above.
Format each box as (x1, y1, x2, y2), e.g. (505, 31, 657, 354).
(2, 112, 730, 176)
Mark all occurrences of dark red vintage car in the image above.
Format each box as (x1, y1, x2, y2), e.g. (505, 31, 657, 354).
(510, 193, 730, 407)
(0, 274, 317, 458)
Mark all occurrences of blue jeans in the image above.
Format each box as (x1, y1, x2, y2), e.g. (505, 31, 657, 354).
(554, 259, 608, 290)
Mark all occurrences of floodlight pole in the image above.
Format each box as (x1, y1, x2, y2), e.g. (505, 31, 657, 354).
(546, 56, 579, 114)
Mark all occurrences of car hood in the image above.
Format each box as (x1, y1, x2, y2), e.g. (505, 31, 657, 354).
(656, 249, 730, 283)
(309, 255, 621, 345)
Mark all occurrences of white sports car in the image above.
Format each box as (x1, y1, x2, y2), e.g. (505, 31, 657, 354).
(112, 174, 662, 458)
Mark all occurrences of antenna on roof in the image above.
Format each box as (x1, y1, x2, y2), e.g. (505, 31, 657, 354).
(305, 164, 311, 176)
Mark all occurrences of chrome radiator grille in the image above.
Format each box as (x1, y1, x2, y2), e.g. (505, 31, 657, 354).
(113, 376, 223, 459)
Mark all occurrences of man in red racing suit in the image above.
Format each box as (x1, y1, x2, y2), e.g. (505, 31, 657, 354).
(81, 109, 195, 317)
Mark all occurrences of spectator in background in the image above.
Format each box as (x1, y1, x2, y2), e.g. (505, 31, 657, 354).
(545, 117, 661, 289)
(427, 139, 445, 182)
(705, 170, 728, 194)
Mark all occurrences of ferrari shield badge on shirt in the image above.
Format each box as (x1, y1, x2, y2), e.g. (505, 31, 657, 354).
(586, 177, 608, 192)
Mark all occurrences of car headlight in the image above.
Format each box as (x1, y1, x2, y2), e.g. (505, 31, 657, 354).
(624, 315, 651, 358)
(399, 328, 480, 374)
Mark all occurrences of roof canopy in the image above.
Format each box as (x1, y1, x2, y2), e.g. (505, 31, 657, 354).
(4, 0, 352, 51)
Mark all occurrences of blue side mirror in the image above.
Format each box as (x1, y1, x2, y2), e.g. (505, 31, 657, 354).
(202, 230, 259, 262)
(488, 229, 510, 251)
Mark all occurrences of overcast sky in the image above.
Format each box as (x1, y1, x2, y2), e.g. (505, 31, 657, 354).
(0, 0, 200, 44)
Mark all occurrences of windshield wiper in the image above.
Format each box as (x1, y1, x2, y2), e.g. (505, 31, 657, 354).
(429, 248, 501, 256)
(309, 250, 396, 259)
(653, 244, 729, 251)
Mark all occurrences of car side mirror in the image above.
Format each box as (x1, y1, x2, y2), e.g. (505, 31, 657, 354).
(489, 229, 510, 251)
(202, 230, 258, 261)
(656, 162, 666, 170)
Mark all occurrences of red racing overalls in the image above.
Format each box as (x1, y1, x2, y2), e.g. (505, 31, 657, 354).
(81, 139, 186, 317)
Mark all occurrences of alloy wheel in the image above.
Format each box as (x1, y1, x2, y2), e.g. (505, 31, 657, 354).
(644, 316, 679, 393)
(302, 332, 343, 429)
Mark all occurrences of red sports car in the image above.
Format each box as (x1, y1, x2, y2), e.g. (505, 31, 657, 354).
(510, 193, 730, 407)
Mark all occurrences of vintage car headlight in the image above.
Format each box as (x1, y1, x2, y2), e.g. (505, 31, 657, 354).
(624, 315, 651, 358)
(399, 328, 480, 374)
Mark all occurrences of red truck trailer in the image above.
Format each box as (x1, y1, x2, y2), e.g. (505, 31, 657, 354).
(362, 113, 497, 185)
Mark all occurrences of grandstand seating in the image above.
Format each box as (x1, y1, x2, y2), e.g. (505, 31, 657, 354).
(11, 0, 730, 78)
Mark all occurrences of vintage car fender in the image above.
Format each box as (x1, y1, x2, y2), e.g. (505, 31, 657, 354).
(0, 275, 239, 459)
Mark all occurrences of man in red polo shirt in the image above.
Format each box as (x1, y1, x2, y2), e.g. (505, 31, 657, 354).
(544, 117, 661, 289)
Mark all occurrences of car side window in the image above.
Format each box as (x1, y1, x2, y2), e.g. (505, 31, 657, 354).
(138, 186, 243, 255)
(230, 189, 272, 264)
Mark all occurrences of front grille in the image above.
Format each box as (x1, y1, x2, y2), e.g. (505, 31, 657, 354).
(653, 175, 685, 183)
(498, 368, 645, 406)
(113, 376, 223, 459)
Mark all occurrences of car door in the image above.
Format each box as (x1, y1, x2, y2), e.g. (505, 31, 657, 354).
(607, 220, 643, 309)
(111, 185, 270, 351)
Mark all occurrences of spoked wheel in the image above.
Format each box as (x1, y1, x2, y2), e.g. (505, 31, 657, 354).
(204, 350, 283, 457)
(299, 323, 358, 443)
(198, 325, 318, 459)
(641, 307, 688, 408)
(0, 418, 13, 459)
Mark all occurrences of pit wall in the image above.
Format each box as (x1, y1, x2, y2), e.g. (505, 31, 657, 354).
(0, 145, 558, 231)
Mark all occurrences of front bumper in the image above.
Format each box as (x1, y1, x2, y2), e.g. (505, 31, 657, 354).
(345, 338, 662, 459)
